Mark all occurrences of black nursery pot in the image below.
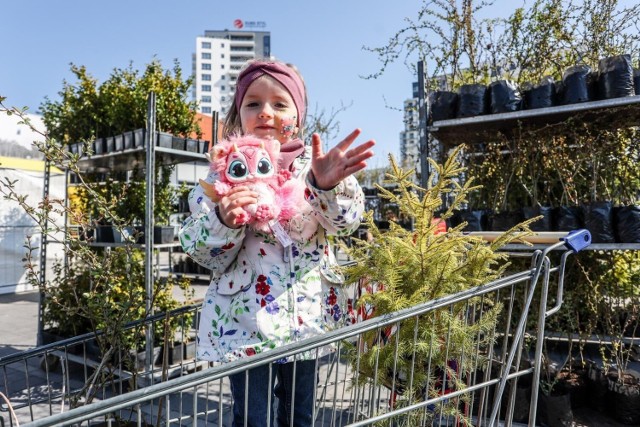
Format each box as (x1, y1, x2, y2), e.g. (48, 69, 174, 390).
(456, 84, 488, 118)
(429, 91, 459, 122)
(123, 131, 134, 150)
(489, 80, 522, 114)
(154, 225, 176, 244)
(450, 209, 489, 231)
(489, 209, 524, 232)
(606, 374, 640, 425)
(537, 391, 574, 427)
(553, 205, 583, 232)
(582, 201, 615, 243)
(523, 205, 554, 232)
(598, 54, 635, 99)
(524, 76, 556, 109)
(562, 64, 592, 104)
(614, 204, 640, 243)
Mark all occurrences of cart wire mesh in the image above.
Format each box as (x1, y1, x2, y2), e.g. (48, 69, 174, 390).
(0, 230, 591, 427)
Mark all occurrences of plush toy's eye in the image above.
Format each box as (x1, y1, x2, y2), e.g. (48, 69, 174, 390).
(257, 157, 273, 175)
(228, 160, 248, 179)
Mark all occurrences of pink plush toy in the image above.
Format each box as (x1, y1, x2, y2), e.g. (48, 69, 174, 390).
(199, 135, 305, 233)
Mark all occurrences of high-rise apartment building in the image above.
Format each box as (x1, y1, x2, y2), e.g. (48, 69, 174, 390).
(193, 30, 271, 117)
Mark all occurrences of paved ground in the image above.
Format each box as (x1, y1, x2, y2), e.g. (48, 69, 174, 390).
(0, 291, 40, 357)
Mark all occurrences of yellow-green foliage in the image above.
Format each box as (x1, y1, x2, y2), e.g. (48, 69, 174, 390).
(45, 247, 193, 352)
(341, 147, 539, 425)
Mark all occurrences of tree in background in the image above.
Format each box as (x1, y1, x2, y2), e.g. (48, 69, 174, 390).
(40, 58, 201, 145)
(364, 0, 640, 89)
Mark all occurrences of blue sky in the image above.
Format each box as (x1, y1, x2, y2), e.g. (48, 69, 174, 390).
(2, 0, 527, 167)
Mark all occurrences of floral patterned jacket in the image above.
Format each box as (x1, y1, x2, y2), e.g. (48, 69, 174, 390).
(179, 149, 364, 363)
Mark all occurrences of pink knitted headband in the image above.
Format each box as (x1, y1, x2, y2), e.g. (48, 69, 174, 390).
(235, 61, 306, 127)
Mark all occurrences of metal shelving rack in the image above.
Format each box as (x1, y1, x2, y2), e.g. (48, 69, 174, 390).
(417, 59, 640, 251)
(39, 93, 208, 370)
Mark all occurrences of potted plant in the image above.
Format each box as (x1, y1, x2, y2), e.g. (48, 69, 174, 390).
(153, 164, 177, 243)
(592, 250, 640, 424)
(341, 147, 540, 425)
(537, 341, 578, 427)
(42, 245, 194, 367)
(107, 164, 177, 244)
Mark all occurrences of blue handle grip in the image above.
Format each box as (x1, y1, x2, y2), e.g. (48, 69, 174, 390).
(561, 229, 591, 252)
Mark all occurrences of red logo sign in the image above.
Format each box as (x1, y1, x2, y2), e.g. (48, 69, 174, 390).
(233, 19, 244, 29)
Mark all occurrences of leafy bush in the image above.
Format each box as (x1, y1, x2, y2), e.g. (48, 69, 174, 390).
(40, 59, 201, 145)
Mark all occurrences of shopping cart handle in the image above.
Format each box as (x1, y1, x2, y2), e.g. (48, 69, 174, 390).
(560, 229, 591, 252)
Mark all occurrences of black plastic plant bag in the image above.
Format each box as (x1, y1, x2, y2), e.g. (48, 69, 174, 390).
(450, 209, 487, 231)
(554, 206, 582, 231)
(538, 393, 574, 427)
(614, 204, 640, 243)
(555, 80, 565, 104)
(562, 64, 592, 104)
(608, 378, 640, 425)
(456, 84, 488, 118)
(489, 209, 524, 231)
(489, 80, 522, 113)
(587, 71, 600, 101)
(598, 54, 635, 99)
(582, 201, 615, 243)
(524, 76, 555, 109)
(428, 91, 458, 122)
(523, 205, 554, 231)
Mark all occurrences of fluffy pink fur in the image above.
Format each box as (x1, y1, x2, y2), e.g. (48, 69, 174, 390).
(200, 134, 305, 233)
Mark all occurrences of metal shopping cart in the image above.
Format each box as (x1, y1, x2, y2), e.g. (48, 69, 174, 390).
(2, 230, 591, 427)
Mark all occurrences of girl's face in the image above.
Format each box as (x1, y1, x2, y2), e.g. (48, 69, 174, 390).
(239, 75, 299, 144)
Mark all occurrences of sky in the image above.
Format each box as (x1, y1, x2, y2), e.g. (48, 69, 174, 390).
(1, 0, 527, 168)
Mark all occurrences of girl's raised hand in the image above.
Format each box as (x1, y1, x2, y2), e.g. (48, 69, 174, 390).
(310, 129, 375, 190)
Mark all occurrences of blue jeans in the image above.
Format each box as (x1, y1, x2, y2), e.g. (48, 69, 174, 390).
(229, 359, 317, 427)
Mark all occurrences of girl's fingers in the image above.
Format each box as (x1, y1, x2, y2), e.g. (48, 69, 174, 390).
(343, 159, 369, 177)
(311, 133, 324, 159)
(348, 150, 375, 166)
(334, 129, 362, 151)
(228, 195, 258, 208)
(349, 139, 376, 157)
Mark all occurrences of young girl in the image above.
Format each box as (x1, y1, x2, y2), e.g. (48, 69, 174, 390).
(179, 58, 375, 427)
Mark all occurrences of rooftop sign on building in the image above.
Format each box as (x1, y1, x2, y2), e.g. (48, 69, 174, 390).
(233, 19, 267, 29)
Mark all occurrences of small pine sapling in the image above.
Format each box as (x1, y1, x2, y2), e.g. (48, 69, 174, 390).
(342, 146, 540, 425)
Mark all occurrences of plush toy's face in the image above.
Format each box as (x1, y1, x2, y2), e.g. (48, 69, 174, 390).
(201, 134, 304, 231)
(210, 135, 281, 186)
(223, 145, 276, 184)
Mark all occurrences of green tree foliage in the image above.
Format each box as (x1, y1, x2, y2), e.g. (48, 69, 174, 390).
(40, 58, 201, 145)
(365, 0, 640, 90)
(342, 148, 539, 424)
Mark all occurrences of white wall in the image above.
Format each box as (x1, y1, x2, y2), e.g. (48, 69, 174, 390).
(0, 113, 46, 149)
(0, 167, 65, 294)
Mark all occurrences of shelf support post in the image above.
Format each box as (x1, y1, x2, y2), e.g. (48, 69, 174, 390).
(144, 91, 157, 377)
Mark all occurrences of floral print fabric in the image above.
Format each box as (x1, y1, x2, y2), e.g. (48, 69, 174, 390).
(179, 148, 364, 363)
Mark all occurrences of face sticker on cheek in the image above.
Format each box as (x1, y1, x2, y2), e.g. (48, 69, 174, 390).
(275, 115, 298, 138)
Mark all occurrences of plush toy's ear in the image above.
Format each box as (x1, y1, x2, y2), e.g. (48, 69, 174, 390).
(200, 179, 220, 202)
(213, 146, 227, 160)
(263, 138, 281, 159)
